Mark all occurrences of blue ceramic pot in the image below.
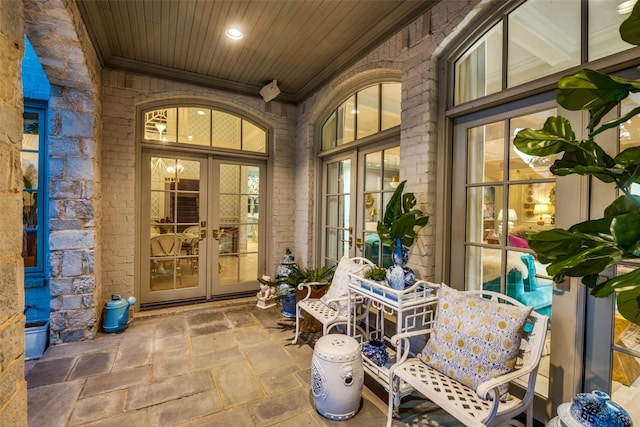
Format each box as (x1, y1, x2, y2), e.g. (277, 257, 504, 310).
(567, 391, 632, 427)
(387, 238, 416, 290)
(361, 339, 389, 367)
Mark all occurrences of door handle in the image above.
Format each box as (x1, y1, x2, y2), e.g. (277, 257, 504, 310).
(355, 238, 363, 249)
(212, 229, 225, 241)
(341, 227, 353, 249)
(199, 220, 207, 240)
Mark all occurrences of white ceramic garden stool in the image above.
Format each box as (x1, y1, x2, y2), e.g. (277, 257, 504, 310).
(311, 334, 364, 420)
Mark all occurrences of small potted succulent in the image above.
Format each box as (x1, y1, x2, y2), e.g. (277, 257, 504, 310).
(363, 266, 387, 283)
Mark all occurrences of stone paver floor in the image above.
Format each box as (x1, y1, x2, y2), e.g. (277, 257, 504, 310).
(25, 298, 460, 427)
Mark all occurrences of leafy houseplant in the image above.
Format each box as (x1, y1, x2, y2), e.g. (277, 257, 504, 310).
(285, 264, 336, 289)
(377, 180, 429, 253)
(377, 180, 429, 289)
(513, 2, 640, 325)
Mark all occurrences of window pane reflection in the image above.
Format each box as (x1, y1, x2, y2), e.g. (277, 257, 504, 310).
(357, 85, 379, 139)
(467, 121, 504, 184)
(589, 0, 634, 61)
(455, 23, 502, 105)
(510, 109, 557, 180)
(508, 0, 580, 88)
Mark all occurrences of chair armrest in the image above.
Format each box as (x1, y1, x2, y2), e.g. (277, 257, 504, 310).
(475, 360, 539, 400)
(389, 328, 434, 364)
(296, 282, 329, 301)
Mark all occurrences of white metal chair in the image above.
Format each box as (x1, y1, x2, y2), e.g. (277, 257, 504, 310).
(291, 256, 374, 344)
(387, 287, 549, 427)
(150, 234, 185, 285)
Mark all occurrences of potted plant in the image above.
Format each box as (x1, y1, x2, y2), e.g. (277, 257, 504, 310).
(513, 2, 640, 325)
(377, 180, 429, 289)
(363, 266, 387, 283)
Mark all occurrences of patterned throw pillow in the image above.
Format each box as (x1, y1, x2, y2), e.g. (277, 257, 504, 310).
(320, 256, 366, 316)
(418, 284, 532, 396)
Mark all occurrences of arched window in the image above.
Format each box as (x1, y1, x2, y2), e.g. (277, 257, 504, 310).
(142, 106, 267, 154)
(321, 82, 401, 151)
(318, 81, 402, 266)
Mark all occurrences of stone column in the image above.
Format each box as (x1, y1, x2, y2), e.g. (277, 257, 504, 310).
(0, 0, 28, 424)
(48, 85, 100, 344)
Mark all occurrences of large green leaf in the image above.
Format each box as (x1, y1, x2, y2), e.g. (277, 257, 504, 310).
(592, 268, 640, 297)
(513, 116, 576, 156)
(604, 194, 640, 216)
(620, 0, 640, 45)
(382, 180, 406, 227)
(611, 212, 640, 252)
(616, 286, 640, 325)
(556, 70, 640, 126)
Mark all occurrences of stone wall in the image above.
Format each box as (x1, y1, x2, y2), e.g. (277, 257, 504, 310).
(0, 0, 27, 424)
(101, 71, 297, 305)
(294, 0, 484, 278)
(24, 0, 102, 344)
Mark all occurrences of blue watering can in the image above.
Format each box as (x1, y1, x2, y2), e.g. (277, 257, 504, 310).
(102, 294, 136, 333)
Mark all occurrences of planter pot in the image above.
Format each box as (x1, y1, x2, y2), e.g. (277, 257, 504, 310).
(25, 320, 49, 360)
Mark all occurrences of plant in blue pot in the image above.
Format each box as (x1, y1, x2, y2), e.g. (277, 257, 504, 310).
(377, 180, 429, 290)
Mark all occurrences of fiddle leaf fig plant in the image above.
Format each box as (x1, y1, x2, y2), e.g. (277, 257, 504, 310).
(513, 2, 640, 325)
(377, 180, 429, 253)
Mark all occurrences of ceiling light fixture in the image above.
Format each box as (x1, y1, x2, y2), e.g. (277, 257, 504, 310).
(618, 0, 637, 14)
(196, 110, 205, 115)
(226, 28, 244, 40)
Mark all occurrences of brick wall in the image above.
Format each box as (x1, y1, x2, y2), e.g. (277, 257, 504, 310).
(100, 71, 297, 304)
(0, 0, 27, 424)
(294, 0, 483, 278)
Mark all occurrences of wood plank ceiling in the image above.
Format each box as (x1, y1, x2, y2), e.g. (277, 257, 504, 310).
(76, 0, 439, 103)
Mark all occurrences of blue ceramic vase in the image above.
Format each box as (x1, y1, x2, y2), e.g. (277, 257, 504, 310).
(568, 390, 632, 427)
(387, 238, 415, 290)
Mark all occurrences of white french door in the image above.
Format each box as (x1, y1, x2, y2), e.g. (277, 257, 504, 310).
(321, 141, 400, 267)
(140, 151, 265, 305)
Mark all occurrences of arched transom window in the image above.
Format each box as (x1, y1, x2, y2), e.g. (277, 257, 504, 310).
(142, 106, 267, 154)
(321, 82, 401, 151)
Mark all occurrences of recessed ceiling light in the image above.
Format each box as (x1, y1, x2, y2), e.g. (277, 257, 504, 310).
(226, 28, 244, 40)
(196, 110, 205, 115)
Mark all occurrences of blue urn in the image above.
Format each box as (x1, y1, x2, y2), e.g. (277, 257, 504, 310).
(560, 390, 633, 427)
(387, 238, 415, 290)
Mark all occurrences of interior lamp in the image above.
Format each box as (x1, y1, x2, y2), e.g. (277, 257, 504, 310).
(389, 174, 400, 188)
(497, 209, 518, 234)
(533, 203, 550, 226)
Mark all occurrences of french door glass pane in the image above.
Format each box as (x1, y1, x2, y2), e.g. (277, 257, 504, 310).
(510, 110, 556, 180)
(325, 159, 351, 264)
(507, 0, 580, 88)
(467, 121, 504, 184)
(149, 156, 200, 291)
(467, 186, 503, 245)
(218, 164, 259, 285)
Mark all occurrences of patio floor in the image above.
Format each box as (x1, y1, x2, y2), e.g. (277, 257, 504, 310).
(25, 297, 462, 427)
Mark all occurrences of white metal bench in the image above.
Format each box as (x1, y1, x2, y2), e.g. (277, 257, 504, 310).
(291, 256, 374, 344)
(387, 287, 549, 427)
